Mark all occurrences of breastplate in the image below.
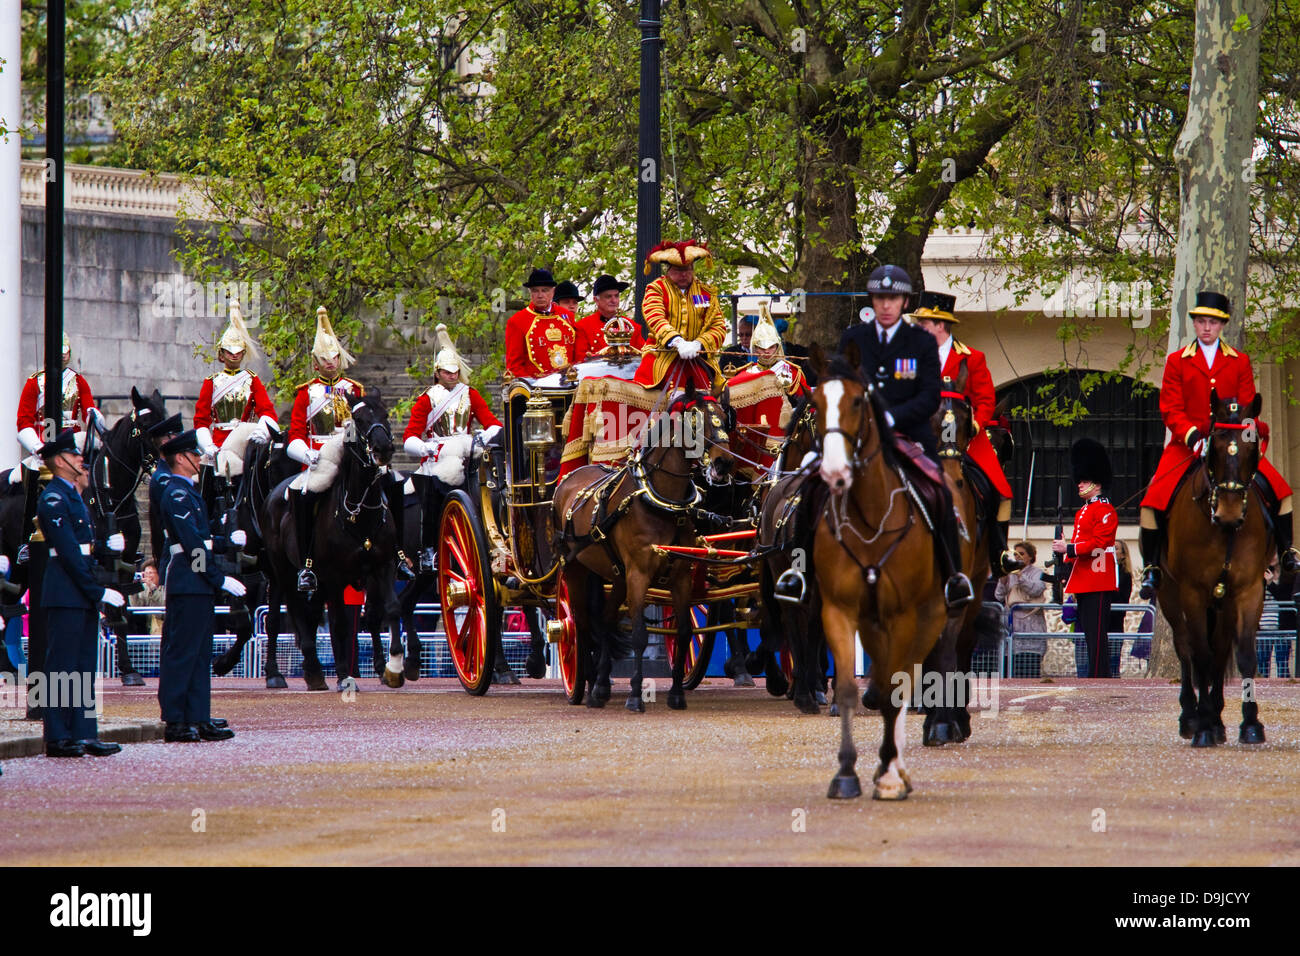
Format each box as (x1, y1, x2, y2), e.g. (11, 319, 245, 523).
(211, 371, 253, 425)
(426, 385, 471, 437)
(309, 380, 355, 436)
(37, 370, 80, 425)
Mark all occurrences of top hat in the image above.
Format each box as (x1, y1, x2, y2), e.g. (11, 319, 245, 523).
(553, 280, 581, 301)
(523, 268, 558, 289)
(1188, 290, 1232, 322)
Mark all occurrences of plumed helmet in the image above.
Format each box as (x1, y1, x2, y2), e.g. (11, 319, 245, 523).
(433, 323, 469, 383)
(312, 305, 356, 368)
(750, 304, 783, 353)
(218, 299, 258, 359)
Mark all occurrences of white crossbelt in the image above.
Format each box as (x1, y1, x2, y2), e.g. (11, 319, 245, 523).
(169, 539, 214, 554)
(49, 543, 93, 557)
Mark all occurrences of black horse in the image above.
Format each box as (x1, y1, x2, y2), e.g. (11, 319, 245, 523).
(262, 393, 402, 691)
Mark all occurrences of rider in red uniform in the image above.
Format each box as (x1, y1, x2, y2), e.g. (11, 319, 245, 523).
(193, 301, 277, 458)
(1138, 291, 1297, 597)
(913, 290, 1021, 575)
(634, 240, 727, 390)
(505, 268, 579, 379)
(724, 307, 810, 476)
(574, 275, 645, 360)
(1053, 439, 1119, 678)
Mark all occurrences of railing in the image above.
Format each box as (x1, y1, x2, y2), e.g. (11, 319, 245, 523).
(20, 160, 207, 220)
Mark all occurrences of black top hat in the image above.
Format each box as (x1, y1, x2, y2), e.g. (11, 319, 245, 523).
(161, 430, 202, 457)
(147, 413, 184, 438)
(1189, 290, 1232, 322)
(38, 429, 80, 460)
(1070, 438, 1113, 489)
(553, 280, 581, 301)
(912, 290, 958, 322)
(866, 264, 914, 295)
(523, 268, 558, 289)
(591, 274, 630, 296)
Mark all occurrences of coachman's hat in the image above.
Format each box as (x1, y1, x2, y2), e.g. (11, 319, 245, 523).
(553, 280, 581, 301)
(38, 429, 80, 460)
(162, 430, 202, 457)
(523, 268, 558, 289)
(643, 239, 713, 275)
(1188, 290, 1232, 322)
(1070, 438, 1113, 490)
(866, 264, 913, 296)
(592, 274, 630, 296)
(911, 290, 958, 323)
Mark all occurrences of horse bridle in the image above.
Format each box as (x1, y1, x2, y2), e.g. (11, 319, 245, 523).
(1205, 417, 1256, 518)
(87, 405, 159, 523)
(818, 375, 882, 473)
(935, 389, 972, 460)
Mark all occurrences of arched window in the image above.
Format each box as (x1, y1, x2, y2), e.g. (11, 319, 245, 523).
(998, 371, 1164, 524)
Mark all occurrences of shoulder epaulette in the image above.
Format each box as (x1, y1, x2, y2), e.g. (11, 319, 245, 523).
(1180, 341, 1198, 358)
(1221, 342, 1239, 358)
(349, 379, 365, 395)
(953, 341, 972, 356)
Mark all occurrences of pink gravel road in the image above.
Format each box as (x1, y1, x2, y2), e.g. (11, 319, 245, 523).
(3, 676, 1300, 865)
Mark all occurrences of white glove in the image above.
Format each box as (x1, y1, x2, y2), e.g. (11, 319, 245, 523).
(674, 337, 702, 360)
(258, 415, 279, 435)
(229, 529, 247, 548)
(105, 532, 125, 553)
(286, 438, 318, 466)
(88, 407, 107, 430)
(403, 435, 427, 459)
(481, 424, 502, 444)
(422, 437, 446, 458)
(0, 555, 10, 576)
(221, 576, 247, 597)
(17, 427, 42, 455)
(196, 426, 220, 459)
(1192, 438, 1206, 457)
(101, 588, 125, 608)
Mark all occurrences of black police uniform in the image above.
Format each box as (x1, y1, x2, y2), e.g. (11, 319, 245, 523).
(159, 471, 229, 736)
(37, 475, 108, 752)
(838, 319, 942, 458)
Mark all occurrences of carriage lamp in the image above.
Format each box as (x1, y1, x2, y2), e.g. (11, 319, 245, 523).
(522, 395, 556, 450)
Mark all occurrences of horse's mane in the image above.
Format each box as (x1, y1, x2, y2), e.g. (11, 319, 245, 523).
(823, 355, 898, 468)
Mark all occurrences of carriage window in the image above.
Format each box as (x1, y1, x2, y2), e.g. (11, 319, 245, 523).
(999, 371, 1164, 524)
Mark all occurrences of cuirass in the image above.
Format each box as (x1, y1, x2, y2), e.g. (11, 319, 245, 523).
(37, 369, 80, 424)
(211, 370, 253, 424)
(308, 379, 356, 436)
(426, 384, 471, 437)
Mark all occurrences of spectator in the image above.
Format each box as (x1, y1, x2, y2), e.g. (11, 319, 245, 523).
(129, 560, 165, 636)
(1261, 560, 1295, 678)
(995, 541, 1048, 677)
(1109, 541, 1134, 676)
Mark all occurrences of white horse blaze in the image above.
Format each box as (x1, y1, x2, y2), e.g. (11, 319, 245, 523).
(819, 381, 851, 486)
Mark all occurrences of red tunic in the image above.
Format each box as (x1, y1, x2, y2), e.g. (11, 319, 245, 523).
(1064, 496, 1119, 594)
(941, 343, 1013, 499)
(402, 387, 500, 443)
(17, 369, 96, 434)
(505, 306, 578, 378)
(1140, 341, 1290, 509)
(193, 370, 276, 447)
(288, 376, 365, 454)
(574, 313, 646, 360)
(633, 277, 727, 389)
(725, 361, 809, 473)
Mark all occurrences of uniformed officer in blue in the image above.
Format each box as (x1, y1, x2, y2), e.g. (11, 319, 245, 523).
(36, 430, 127, 757)
(158, 430, 245, 742)
(146, 412, 184, 578)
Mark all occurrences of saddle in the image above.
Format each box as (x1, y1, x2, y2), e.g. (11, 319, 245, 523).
(891, 434, 950, 530)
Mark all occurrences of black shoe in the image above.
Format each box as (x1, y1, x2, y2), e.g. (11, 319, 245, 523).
(297, 568, 317, 593)
(80, 739, 122, 756)
(418, 548, 437, 573)
(208, 717, 229, 729)
(197, 723, 235, 741)
(46, 739, 85, 758)
(943, 573, 974, 609)
(164, 723, 200, 743)
(1138, 566, 1160, 600)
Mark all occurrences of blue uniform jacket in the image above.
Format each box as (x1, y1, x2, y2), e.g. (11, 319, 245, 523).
(161, 475, 228, 596)
(37, 477, 106, 610)
(149, 461, 174, 569)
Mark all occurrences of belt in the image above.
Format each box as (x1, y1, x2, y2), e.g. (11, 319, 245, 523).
(169, 539, 214, 555)
(49, 543, 93, 558)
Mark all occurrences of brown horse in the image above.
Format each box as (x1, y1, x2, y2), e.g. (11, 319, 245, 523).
(813, 348, 954, 799)
(1160, 389, 1269, 746)
(553, 381, 734, 712)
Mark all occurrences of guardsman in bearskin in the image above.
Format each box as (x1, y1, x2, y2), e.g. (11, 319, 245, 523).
(1138, 291, 1298, 598)
(1053, 439, 1119, 678)
(157, 430, 245, 742)
(286, 306, 366, 592)
(35, 430, 126, 758)
(14, 333, 105, 554)
(505, 268, 579, 379)
(634, 239, 728, 390)
(575, 274, 645, 360)
(193, 300, 278, 462)
(912, 289, 1022, 576)
(837, 265, 973, 607)
(402, 324, 503, 571)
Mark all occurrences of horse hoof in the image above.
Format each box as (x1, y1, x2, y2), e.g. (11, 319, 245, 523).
(1178, 717, 1193, 740)
(338, 676, 358, 694)
(826, 774, 862, 800)
(872, 776, 910, 801)
(1191, 729, 1217, 748)
(492, 666, 521, 686)
(213, 655, 237, 677)
(861, 685, 881, 710)
(828, 702, 839, 717)
(585, 695, 606, 709)
(923, 722, 952, 747)
(794, 696, 820, 716)
(955, 713, 972, 739)
(732, 671, 755, 688)
(525, 651, 546, 680)
(266, 674, 288, 689)
(381, 667, 404, 689)
(625, 696, 645, 713)
(1213, 725, 1227, 745)
(404, 661, 421, 681)
(724, 654, 747, 679)
(120, 672, 145, 687)
(667, 691, 687, 710)
(744, 652, 765, 676)
(765, 672, 789, 697)
(304, 674, 329, 692)
(1240, 723, 1266, 744)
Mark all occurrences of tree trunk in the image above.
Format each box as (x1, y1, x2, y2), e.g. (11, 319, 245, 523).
(1151, 0, 1269, 670)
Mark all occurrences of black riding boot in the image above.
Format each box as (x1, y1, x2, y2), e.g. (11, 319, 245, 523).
(1138, 525, 1163, 599)
(991, 517, 1022, 575)
(295, 491, 318, 592)
(1275, 510, 1300, 575)
(17, 468, 39, 564)
(938, 504, 974, 610)
(387, 472, 415, 581)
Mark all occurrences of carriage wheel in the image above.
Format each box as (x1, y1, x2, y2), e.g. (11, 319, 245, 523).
(438, 490, 500, 695)
(664, 604, 716, 691)
(553, 575, 585, 705)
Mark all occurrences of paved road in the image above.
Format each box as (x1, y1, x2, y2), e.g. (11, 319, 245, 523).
(3, 677, 1300, 865)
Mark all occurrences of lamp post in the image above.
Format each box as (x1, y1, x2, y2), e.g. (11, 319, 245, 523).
(633, 0, 662, 330)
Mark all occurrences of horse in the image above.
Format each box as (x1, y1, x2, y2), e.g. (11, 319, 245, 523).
(812, 346, 957, 800)
(552, 380, 735, 712)
(1159, 389, 1269, 746)
(261, 392, 403, 691)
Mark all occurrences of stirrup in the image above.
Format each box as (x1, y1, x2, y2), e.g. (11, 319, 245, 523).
(1282, 549, 1300, 575)
(943, 573, 974, 609)
(298, 559, 317, 593)
(997, 550, 1024, 575)
(418, 547, 437, 573)
(774, 568, 807, 605)
(1138, 565, 1160, 600)
(16, 544, 29, 566)
(396, 551, 416, 581)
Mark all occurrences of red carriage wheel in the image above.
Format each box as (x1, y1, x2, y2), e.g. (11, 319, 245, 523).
(664, 604, 715, 691)
(552, 574, 585, 705)
(438, 490, 501, 695)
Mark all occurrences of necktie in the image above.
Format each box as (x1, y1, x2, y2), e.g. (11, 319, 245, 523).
(880, 328, 888, 348)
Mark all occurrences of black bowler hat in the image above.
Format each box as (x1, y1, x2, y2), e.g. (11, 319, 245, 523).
(866, 264, 913, 295)
(161, 430, 202, 456)
(147, 413, 184, 438)
(1070, 438, 1113, 489)
(592, 274, 630, 296)
(1189, 290, 1232, 322)
(911, 290, 958, 322)
(553, 280, 581, 301)
(523, 268, 558, 289)
(38, 430, 80, 460)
